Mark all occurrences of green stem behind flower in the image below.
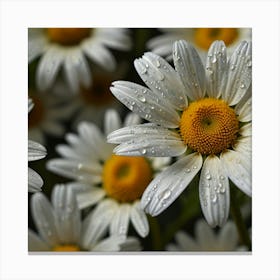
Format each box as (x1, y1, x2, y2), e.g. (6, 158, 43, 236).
(148, 215, 164, 251)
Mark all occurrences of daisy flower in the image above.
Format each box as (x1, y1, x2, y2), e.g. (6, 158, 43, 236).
(108, 40, 252, 227)
(28, 28, 131, 92)
(47, 110, 171, 237)
(147, 28, 251, 60)
(28, 90, 75, 144)
(166, 219, 248, 251)
(28, 99, 47, 192)
(29, 184, 140, 252)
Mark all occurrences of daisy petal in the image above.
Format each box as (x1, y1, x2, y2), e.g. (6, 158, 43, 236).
(119, 237, 142, 251)
(134, 52, 187, 110)
(28, 140, 47, 161)
(51, 185, 81, 244)
(81, 199, 117, 249)
(221, 149, 252, 196)
(234, 136, 251, 155)
(36, 46, 64, 91)
(206, 41, 227, 99)
(199, 156, 230, 227)
(123, 113, 141, 126)
(76, 188, 106, 209)
(110, 204, 130, 236)
(218, 221, 238, 250)
(195, 219, 216, 247)
(28, 229, 50, 251)
(235, 85, 252, 122)
(110, 81, 180, 128)
(28, 34, 46, 62)
(175, 231, 199, 251)
(31, 192, 60, 247)
(130, 201, 149, 238)
(104, 109, 121, 135)
(239, 123, 252, 137)
(222, 41, 252, 106)
(141, 153, 203, 216)
(28, 167, 43, 192)
(173, 40, 206, 100)
(92, 235, 126, 252)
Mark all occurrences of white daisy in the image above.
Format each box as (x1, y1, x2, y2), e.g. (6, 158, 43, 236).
(166, 219, 248, 251)
(28, 99, 47, 192)
(29, 28, 132, 92)
(108, 40, 252, 227)
(47, 110, 171, 237)
(28, 90, 75, 144)
(29, 184, 140, 252)
(147, 28, 251, 61)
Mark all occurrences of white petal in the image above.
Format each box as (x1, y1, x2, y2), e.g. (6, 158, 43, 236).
(150, 157, 171, 171)
(234, 136, 251, 155)
(222, 41, 252, 106)
(119, 237, 142, 251)
(141, 153, 203, 216)
(206, 41, 227, 99)
(28, 140, 47, 161)
(51, 185, 81, 245)
(81, 199, 117, 249)
(173, 40, 206, 100)
(130, 201, 149, 238)
(28, 229, 50, 251)
(134, 52, 187, 110)
(91, 235, 126, 252)
(31, 192, 60, 247)
(28, 34, 46, 62)
(175, 231, 199, 251)
(217, 221, 238, 250)
(147, 34, 181, 52)
(110, 204, 130, 236)
(36, 46, 64, 91)
(195, 219, 216, 247)
(108, 124, 186, 157)
(104, 109, 121, 135)
(83, 40, 116, 71)
(76, 188, 106, 209)
(239, 123, 252, 137)
(28, 167, 43, 192)
(235, 85, 252, 122)
(221, 149, 252, 196)
(199, 156, 230, 227)
(123, 113, 141, 126)
(110, 81, 180, 128)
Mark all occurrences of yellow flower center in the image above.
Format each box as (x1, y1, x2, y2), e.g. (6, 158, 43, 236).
(80, 74, 115, 106)
(103, 155, 153, 203)
(53, 245, 80, 251)
(179, 98, 239, 155)
(28, 95, 45, 129)
(194, 28, 238, 50)
(47, 28, 91, 46)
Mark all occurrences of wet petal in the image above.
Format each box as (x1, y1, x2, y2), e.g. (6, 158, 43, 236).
(130, 201, 149, 238)
(110, 204, 130, 236)
(104, 109, 121, 135)
(28, 140, 47, 161)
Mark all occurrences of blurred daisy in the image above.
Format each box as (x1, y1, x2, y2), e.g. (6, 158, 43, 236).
(108, 40, 252, 227)
(28, 90, 75, 144)
(28, 28, 131, 92)
(166, 219, 248, 251)
(29, 184, 140, 252)
(28, 99, 47, 192)
(47, 110, 170, 237)
(147, 28, 251, 60)
(53, 65, 126, 129)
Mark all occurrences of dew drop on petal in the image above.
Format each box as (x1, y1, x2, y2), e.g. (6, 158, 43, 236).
(139, 96, 146, 102)
(141, 149, 147, 155)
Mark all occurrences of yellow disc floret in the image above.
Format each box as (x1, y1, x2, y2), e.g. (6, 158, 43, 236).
(47, 28, 91, 46)
(180, 98, 239, 155)
(194, 28, 238, 50)
(53, 244, 80, 251)
(103, 155, 153, 203)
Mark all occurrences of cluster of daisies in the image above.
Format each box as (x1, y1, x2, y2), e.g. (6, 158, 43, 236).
(28, 28, 252, 252)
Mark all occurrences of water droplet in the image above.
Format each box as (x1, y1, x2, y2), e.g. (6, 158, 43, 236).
(220, 175, 225, 180)
(193, 165, 197, 170)
(153, 184, 157, 190)
(230, 65, 235, 70)
(158, 73, 165, 81)
(141, 68, 147, 74)
(247, 61, 252, 67)
(132, 101, 135, 105)
(141, 149, 147, 155)
(160, 189, 172, 200)
(145, 63, 149, 68)
(156, 60, 161, 67)
(211, 193, 217, 203)
(219, 185, 226, 193)
(143, 89, 147, 94)
(139, 96, 146, 102)
(240, 83, 245, 89)
(186, 168, 191, 173)
(206, 173, 211, 180)
(212, 56, 217, 63)
(119, 226, 125, 234)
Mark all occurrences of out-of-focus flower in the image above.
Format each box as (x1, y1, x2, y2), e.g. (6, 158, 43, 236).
(166, 219, 248, 251)
(108, 40, 252, 227)
(147, 28, 251, 60)
(28, 28, 131, 92)
(29, 184, 141, 252)
(28, 98, 47, 192)
(47, 110, 171, 237)
(28, 90, 75, 144)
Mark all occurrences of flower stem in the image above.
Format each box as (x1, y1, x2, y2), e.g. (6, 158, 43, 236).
(230, 186, 252, 250)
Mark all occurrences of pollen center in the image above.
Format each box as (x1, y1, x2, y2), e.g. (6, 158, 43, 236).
(179, 98, 239, 155)
(194, 28, 238, 50)
(53, 244, 80, 251)
(47, 28, 91, 46)
(103, 155, 153, 203)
